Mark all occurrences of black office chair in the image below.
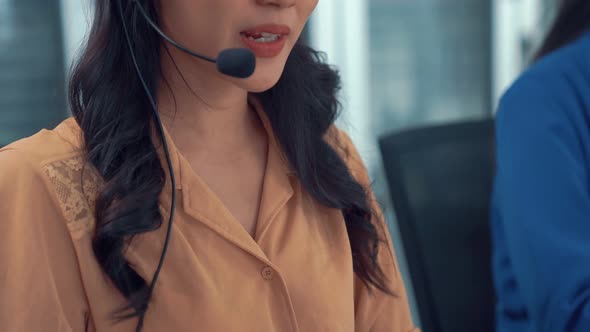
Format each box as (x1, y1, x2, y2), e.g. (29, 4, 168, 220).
(379, 118, 495, 332)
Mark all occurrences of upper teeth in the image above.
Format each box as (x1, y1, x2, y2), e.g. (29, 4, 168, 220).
(248, 32, 280, 42)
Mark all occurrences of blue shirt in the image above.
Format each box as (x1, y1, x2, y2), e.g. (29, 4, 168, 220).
(492, 31, 590, 332)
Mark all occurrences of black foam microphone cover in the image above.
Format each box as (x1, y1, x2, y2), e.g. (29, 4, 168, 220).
(216, 48, 256, 79)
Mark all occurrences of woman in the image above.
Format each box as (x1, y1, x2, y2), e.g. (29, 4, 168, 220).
(492, 1, 590, 331)
(0, 0, 417, 331)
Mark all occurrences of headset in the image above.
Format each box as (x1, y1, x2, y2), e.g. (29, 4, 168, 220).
(116, 1, 256, 330)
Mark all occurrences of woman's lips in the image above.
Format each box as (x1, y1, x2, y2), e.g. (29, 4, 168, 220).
(240, 24, 291, 58)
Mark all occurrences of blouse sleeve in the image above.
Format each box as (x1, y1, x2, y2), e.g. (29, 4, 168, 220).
(332, 129, 419, 332)
(0, 147, 89, 332)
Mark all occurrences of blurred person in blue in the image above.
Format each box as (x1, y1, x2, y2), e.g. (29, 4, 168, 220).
(492, 0, 590, 331)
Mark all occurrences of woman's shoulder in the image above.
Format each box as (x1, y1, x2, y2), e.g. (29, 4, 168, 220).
(325, 125, 358, 161)
(526, 31, 590, 83)
(497, 33, 590, 139)
(1, 117, 82, 164)
(0, 118, 102, 239)
(1, 117, 88, 187)
(500, 32, 590, 115)
(324, 125, 369, 182)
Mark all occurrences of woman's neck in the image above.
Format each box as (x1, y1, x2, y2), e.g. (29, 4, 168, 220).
(156, 47, 265, 161)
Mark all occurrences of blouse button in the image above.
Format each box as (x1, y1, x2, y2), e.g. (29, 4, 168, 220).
(261, 266, 274, 280)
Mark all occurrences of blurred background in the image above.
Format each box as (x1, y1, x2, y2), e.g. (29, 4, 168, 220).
(0, 0, 560, 330)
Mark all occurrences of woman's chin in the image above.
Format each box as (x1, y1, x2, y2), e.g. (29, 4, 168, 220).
(246, 84, 278, 93)
(232, 66, 285, 93)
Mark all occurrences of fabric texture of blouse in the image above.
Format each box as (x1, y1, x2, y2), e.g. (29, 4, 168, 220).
(0, 100, 417, 332)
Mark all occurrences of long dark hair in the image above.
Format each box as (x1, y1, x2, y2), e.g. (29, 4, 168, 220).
(69, 0, 393, 325)
(535, 0, 590, 60)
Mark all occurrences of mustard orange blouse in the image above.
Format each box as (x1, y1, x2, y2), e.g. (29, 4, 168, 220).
(0, 103, 418, 332)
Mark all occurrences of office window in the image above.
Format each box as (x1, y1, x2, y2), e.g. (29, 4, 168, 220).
(368, 0, 493, 211)
(369, 0, 492, 136)
(0, 0, 66, 146)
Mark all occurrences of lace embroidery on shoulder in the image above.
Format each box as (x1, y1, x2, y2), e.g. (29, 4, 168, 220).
(43, 156, 104, 239)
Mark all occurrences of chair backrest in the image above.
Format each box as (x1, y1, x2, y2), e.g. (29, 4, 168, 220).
(379, 118, 495, 332)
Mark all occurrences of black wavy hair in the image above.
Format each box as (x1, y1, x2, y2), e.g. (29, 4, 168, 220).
(69, 0, 393, 327)
(535, 0, 590, 60)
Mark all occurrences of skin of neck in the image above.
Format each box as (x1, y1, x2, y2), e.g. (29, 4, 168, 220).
(156, 44, 267, 163)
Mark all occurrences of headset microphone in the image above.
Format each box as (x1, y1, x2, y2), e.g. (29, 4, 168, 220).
(133, 0, 256, 78)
